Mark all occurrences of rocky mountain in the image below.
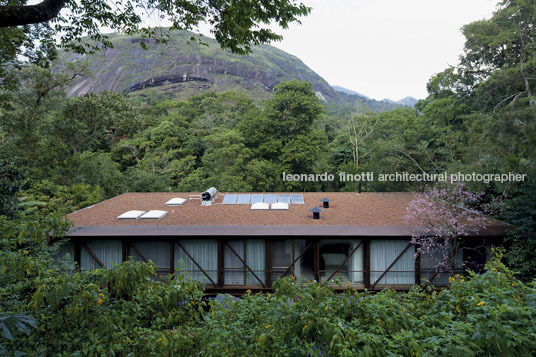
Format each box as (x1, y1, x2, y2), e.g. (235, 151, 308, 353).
(382, 96, 419, 108)
(60, 30, 338, 102)
(396, 96, 419, 108)
(331, 85, 370, 99)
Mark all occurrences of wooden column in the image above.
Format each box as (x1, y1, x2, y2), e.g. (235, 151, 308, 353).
(121, 240, 128, 262)
(169, 239, 175, 275)
(415, 244, 421, 285)
(265, 239, 272, 288)
(74, 240, 81, 268)
(217, 239, 224, 287)
(315, 239, 320, 282)
(364, 239, 370, 288)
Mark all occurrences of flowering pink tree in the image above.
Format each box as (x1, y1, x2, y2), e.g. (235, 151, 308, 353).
(405, 183, 490, 277)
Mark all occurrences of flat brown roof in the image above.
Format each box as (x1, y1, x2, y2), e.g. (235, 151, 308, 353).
(65, 192, 504, 237)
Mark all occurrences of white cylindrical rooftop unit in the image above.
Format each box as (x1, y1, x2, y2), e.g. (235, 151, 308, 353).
(202, 187, 218, 201)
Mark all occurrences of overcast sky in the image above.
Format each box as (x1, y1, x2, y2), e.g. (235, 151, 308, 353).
(263, 0, 500, 101)
(144, 0, 500, 101)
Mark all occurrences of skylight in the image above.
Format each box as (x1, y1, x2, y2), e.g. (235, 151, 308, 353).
(271, 202, 289, 210)
(165, 198, 187, 206)
(251, 202, 269, 210)
(117, 210, 145, 220)
(140, 210, 168, 219)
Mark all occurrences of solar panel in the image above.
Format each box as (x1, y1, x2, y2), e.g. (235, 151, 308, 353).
(222, 194, 238, 204)
(264, 194, 277, 204)
(291, 194, 305, 204)
(250, 194, 263, 204)
(236, 194, 251, 204)
(278, 194, 290, 204)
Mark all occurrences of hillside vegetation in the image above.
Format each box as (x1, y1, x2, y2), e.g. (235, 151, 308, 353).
(1, 0, 536, 355)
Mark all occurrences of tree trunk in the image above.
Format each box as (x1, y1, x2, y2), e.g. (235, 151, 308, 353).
(0, 0, 67, 27)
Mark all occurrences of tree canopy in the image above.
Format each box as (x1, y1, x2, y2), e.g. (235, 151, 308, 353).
(0, 0, 311, 57)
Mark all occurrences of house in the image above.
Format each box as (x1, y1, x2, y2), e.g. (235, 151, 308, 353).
(61, 191, 503, 294)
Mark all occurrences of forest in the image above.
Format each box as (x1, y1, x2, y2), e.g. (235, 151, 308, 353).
(1, 0, 536, 355)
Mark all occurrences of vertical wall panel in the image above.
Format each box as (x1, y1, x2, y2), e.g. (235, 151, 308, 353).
(245, 240, 265, 285)
(421, 248, 463, 286)
(224, 240, 245, 285)
(175, 239, 218, 283)
(370, 240, 415, 285)
(80, 240, 122, 270)
(129, 241, 170, 275)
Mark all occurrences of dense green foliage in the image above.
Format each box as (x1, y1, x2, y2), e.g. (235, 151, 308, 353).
(1, 209, 535, 356)
(0, 0, 310, 61)
(1, 1, 535, 279)
(1, 0, 536, 355)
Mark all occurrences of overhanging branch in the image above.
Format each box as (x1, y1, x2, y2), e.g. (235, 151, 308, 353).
(0, 0, 67, 27)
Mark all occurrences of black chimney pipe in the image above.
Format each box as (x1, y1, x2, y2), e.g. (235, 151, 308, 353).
(309, 207, 323, 219)
(358, 180, 362, 194)
(320, 198, 332, 208)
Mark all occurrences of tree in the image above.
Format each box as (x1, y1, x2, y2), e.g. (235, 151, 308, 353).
(237, 80, 326, 190)
(0, 64, 82, 177)
(0, 0, 311, 55)
(0, 161, 25, 218)
(51, 92, 141, 154)
(500, 180, 536, 281)
(405, 184, 489, 276)
(346, 113, 378, 169)
(460, 0, 536, 107)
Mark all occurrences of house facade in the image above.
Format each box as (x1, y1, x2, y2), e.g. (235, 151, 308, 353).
(61, 192, 503, 294)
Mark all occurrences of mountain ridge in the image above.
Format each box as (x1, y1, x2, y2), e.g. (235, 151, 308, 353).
(332, 85, 418, 108)
(60, 30, 339, 102)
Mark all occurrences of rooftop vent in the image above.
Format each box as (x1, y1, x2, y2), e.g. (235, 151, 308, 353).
(165, 198, 186, 206)
(202, 187, 218, 201)
(117, 210, 145, 220)
(309, 207, 323, 220)
(140, 210, 167, 219)
(320, 197, 332, 208)
(271, 202, 289, 210)
(251, 202, 269, 210)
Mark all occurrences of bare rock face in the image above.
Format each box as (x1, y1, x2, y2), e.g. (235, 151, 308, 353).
(61, 30, 338, 101)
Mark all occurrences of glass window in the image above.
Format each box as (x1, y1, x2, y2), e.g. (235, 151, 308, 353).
(319, 239, 363, 284)
(175, 239, 218, 284)
(271, 240, 294, 281)
(370, 240, 415, 285)
(129, 240, 170, 275)
(293, 240, 315, 281)
(223, 240, 265, 286)
(53, 240, 75, 265)
(246, 240, 265, 285)
(80, 240, 122, 270)
(270, 240, 315, 281)
(420, 246, 464, 286)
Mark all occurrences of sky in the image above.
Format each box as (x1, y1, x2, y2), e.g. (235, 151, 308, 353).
(144, 0, 500, 101)
(262, 0, 500, 101)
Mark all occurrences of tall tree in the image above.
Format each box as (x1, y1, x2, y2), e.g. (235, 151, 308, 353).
(238, 80, 325, 188)
(0, 0, 311, 55)
(461, 0, 536, 108)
